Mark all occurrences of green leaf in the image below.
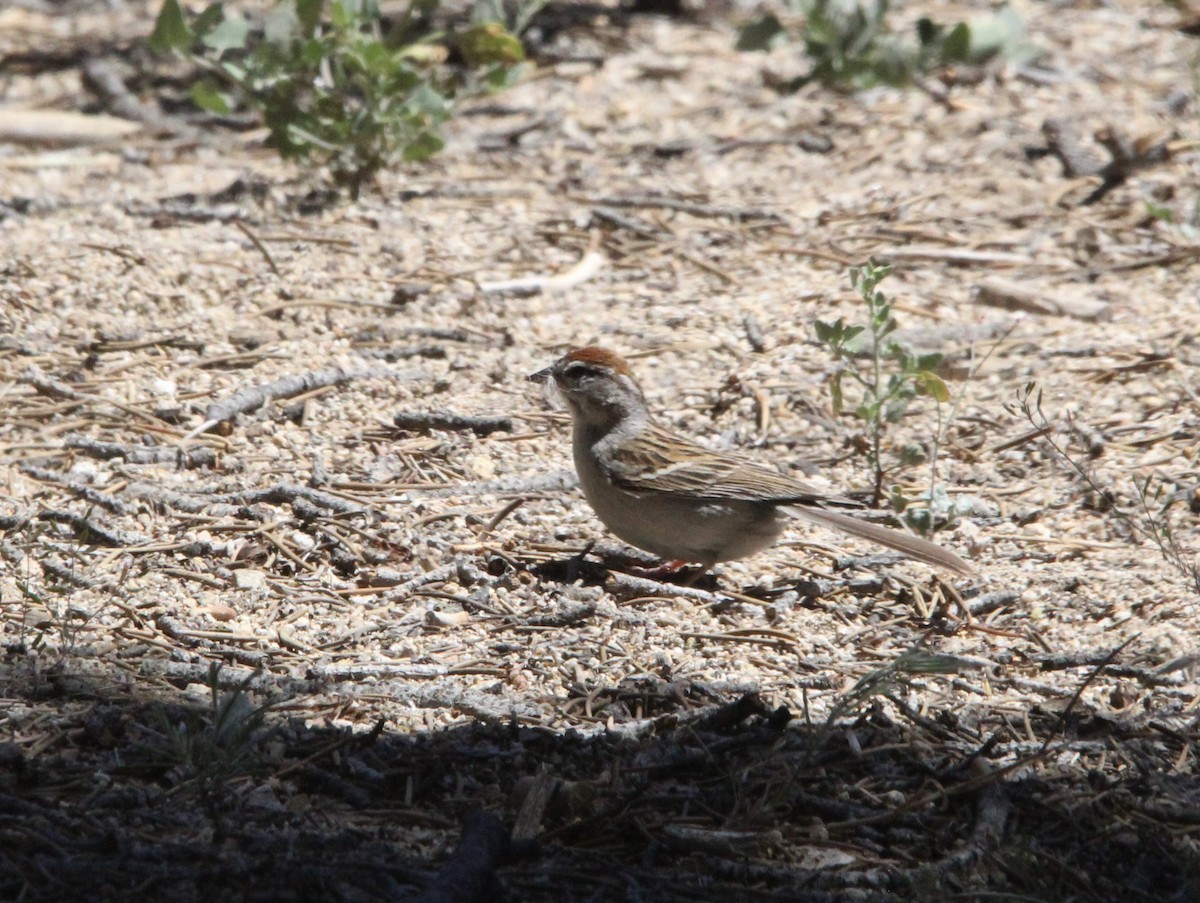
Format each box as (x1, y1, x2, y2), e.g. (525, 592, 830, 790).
(484, 61, 523, 89)
(409, 82, 449, 117)
(841, 325, 869, 354)
(512, 0, 549, 35)
(472, 0, 505, 26)
(457, 22, 524, 66)
(814, 319, 835, 344)
(202, 14, 250, 54)
(330, 0, 354, 30)
(1144, 200, 1174, 223)
(149, 0, 193, 53)
(855, 402, 878, 422)
(966, 5, 1038, 65)
(191, 78, 232, 114)
(914, 370, 950, 403)
(897, 442, 926, 466)
(300, 37, 327, 65)
(940, 22, 971, 61)
(884, 397, 910, 423)
(403, 130, 444, 160)
(264, 3, 300, 44)
(193, 3, 225, 36)
(736, 14, 786, 52)
(218, 60, 246, 83)
(297, 0, 325, 36)
(358, 40, 395, 72)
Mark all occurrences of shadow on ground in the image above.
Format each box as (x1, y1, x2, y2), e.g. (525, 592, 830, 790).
(1, 653, 1196, 903)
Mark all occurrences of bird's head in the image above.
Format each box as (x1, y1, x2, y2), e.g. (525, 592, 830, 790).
(528, 346, 649, 432)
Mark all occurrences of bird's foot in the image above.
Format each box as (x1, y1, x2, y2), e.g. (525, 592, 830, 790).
(627, 559, 713, 587)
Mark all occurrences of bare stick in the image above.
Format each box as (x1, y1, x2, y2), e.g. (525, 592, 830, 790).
(603, 571, 731, 606)
(571, 193, 782, 222)
(184, 365, 422, 441)
(125, 481, 370, 517)
(7, 510, 152, 548)
(66, 436, 215, 468)
(19, 465, 132, 514)
(233, 220, 281, 278)
(478, 249, 606, 296)
(18, 365, 170, 426)
(392, 411, 513, 436)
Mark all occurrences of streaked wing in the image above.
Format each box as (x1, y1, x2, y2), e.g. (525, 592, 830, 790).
(607, 423, 860, 507)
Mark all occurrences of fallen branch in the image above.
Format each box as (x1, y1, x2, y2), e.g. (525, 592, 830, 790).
(602, 571, 731, 607)
(184, 365, 422, 440)
(125, 481, 369, 518)
(82, 57, 179, 132)
(506, 601, 597, 629)
(913, 777, 1010, 881)
(18, 465, 132, 514)
(0, 510, 151, 548)
(1035, 118, 1171, 205)
(305, 662, 450, 681)
(393, 411, 513, 436)
(155, 614, 270, 668)
(398, 470, 577, 500)
(478, 249, 606, 296)
(963, 589, 1020, 617)
(973, 277, 1110, 321)
(18, 364, 167, 425)
(572, 193, 782, 222)
(66, 435, 215, 468)
(40, 557, 102, 588)
(0, 109, 141, 146)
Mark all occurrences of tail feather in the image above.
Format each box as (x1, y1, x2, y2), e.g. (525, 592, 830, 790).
(782, 505, 975, 576)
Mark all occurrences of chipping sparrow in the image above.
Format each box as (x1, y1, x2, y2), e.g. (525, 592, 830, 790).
(528, 347, 974, 576)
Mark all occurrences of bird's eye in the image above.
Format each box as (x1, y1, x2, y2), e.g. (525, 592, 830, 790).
(561, 361, 592, 382)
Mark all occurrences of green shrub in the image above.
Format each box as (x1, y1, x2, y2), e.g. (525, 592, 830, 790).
(150, 0, 529, 197)
(738, 0, 1038, 92)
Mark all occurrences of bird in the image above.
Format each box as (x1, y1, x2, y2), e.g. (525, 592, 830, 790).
(528, 346, 974, 577)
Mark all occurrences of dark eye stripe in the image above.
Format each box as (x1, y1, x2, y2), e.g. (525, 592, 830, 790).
(561, 362, 594, 379)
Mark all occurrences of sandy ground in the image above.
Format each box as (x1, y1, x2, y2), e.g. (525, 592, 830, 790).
(1, 1, 1198, 900)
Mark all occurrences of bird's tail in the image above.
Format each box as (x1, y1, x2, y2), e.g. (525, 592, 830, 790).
(782, 505, 975, 575)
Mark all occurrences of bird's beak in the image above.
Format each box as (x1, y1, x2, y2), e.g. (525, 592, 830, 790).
(527, 366, 553, 385)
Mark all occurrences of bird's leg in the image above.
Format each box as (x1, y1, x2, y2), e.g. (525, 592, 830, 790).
(627, 559, 713, 586)
(627, 558, 689, 578)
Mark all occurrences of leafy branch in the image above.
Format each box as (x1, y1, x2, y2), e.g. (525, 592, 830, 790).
(150, 0, 529, 198)
(738, 0, 1039, 93)
(815, 262, 949, 509)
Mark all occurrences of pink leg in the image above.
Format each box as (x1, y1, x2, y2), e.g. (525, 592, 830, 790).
(626, 559, 716, 586)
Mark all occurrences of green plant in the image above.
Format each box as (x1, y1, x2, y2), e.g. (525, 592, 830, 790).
(820, 645, 964, 736)
(815, 262, 949, 509)
(150, 0, 528, 198)
(472, 0, 549, 36)
(156, 663, 271, 795)
(737, 0, 1038, 92)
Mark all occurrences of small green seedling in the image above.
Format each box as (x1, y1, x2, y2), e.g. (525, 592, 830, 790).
(815, 262, 949, 508)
